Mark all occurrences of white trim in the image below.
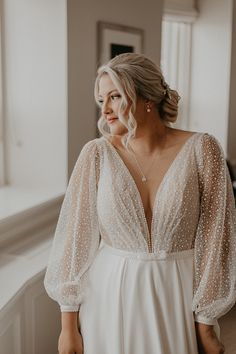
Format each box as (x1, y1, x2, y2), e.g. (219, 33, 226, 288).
(163, 9, 198, 23)
(0, 244, 51, 313)
(0, 195, 61, 312)
(163, 0, 199, 23)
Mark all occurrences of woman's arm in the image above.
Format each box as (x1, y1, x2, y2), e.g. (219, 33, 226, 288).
(44, 139, 101, 312)
(44, 140, 101, 353)
(192, 134, 236, 353)
(61, 312, 79, 331)
(193, 134, 236, 325)
(195, 323, 225, 354)
(58, 312, 83, 354)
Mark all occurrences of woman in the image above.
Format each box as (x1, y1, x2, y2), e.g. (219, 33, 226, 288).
(44, 53, 236, 354)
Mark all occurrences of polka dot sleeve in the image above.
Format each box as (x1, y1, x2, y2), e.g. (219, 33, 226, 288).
(192, 133, 236, 325)
(44, 139, 101, 312)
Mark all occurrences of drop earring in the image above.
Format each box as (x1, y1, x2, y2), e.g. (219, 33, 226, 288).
(146, 104, 151, 113)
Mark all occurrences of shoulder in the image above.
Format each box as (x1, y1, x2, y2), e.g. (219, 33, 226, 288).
(81, 138, 100, 150)
(167, 128, 200, 148)
(193, 132, 227, 173)
(165, 129, 202, 156)
(169, 127, 223, 151)
(196, 132, 225, 158)
(168, 128, 222, 147)
(79, 138, 102, 156)
(69, 139, 101, 182)
(168, 129, 227, 170)
(73, 138, 102, 169)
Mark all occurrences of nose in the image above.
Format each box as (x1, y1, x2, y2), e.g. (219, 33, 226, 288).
(102, 99, 112, 115)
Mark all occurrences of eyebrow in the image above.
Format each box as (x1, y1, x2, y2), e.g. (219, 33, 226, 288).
(98, 89, 119, 98)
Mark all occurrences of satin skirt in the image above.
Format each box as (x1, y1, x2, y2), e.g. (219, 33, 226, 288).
(79, 240, 220, 354)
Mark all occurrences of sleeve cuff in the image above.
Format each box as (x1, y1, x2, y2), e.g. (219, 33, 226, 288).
(194, 313, 218, 326)
(60, 305, 80, 312)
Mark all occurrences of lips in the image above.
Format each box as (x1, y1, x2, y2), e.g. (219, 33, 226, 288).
(107, 117, 118, 123)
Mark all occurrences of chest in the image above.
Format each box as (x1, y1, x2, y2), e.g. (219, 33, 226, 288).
(110, 146, 186, 221)
(97, 137, 201, 245)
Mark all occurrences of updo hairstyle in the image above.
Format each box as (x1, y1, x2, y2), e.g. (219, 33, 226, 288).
(94, 53, 180, 148)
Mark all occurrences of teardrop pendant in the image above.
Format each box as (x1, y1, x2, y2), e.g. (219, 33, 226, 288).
(142, 176, 147, 182)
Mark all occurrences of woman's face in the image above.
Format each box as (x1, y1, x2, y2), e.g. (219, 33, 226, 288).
(98, 74, 130, 135)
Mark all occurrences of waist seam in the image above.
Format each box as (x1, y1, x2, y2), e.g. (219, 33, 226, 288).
(100, 240, 194, 261)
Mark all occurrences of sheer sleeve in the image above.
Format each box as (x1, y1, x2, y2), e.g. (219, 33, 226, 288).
(44, 139, 101, 312)
(192, 133, 236, 325)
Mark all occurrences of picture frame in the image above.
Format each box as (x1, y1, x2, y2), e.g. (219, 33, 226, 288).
(97, 21, 144, 66)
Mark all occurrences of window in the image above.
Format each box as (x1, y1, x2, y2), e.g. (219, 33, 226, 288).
(161, 20, 192, 129)
(161, 2, 198, 130)
(0, 0, 67, 223)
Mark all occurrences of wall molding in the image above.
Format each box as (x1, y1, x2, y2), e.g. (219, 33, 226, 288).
(0, 195, 63, 249)
(163, 8, 198, 23)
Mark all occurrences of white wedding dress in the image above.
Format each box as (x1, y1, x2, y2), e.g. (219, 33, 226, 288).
(44, 132, 236, 354)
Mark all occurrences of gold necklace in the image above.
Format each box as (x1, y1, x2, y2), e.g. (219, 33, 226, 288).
(127, 143, 160, 183)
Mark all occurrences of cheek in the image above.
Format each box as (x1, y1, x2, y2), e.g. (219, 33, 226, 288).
(113, 99, 131, 118)
(118, 102, 130, 117)
(113, 101, 121, 112)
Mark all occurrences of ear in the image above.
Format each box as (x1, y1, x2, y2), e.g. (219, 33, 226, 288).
(144, 99, 153, 106)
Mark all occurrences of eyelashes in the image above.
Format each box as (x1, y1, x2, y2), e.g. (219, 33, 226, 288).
(111, 94, 121, 100)
(98, 94, 121, 105)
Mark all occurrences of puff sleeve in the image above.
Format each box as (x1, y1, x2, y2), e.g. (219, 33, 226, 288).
(192, 133, 236, 325)
(44, 139, 101, 312)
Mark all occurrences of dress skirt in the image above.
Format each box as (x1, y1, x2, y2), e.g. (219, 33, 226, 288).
(79, 240, 220, 354)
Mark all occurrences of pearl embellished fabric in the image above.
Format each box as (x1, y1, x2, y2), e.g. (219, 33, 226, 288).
(44, 132, 236, 327)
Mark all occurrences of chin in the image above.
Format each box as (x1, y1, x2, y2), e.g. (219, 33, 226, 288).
(109, 124, 128, 136)
(110, 130, 127, 137)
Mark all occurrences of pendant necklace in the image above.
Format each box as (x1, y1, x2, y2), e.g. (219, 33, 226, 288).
(127, 143, 160, 183)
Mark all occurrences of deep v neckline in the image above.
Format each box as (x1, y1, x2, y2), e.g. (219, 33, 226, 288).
(102, 132, 199, 244)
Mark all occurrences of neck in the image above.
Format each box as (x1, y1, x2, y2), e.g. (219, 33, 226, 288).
(128, 116, 170, 154)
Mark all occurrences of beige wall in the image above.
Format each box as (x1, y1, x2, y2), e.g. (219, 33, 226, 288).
(67, 0, 164, 176)
(228, 0, 236, 166)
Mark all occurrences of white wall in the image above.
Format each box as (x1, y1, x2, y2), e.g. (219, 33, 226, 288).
(3, 0, 67, 192)
(189, 0, 233, 152)
(67, 0, 164, 175)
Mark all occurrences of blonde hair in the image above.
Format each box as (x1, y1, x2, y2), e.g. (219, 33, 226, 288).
(94, 53, 180, 148)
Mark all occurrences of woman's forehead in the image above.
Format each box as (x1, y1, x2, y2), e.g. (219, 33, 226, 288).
(98, 75, 119, 96)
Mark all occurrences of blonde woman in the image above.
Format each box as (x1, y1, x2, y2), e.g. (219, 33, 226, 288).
(44, 53, 236, 354)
